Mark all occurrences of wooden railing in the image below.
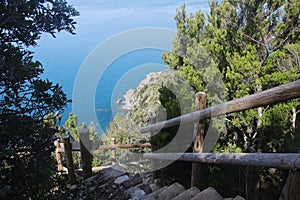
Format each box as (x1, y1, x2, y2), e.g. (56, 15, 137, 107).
(54, 129, 151, 183)
(141, 79, 300, 199)
(54, 80, 300, 198)
(140, 80, 300, 133)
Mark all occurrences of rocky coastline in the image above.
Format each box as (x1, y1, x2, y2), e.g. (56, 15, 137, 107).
(116, 72, 164, 111)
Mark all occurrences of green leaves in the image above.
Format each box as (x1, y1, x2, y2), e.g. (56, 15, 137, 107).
(0, 0, 79, 46)
(161, 0, 300, 198)
(0, 0, 79, 198)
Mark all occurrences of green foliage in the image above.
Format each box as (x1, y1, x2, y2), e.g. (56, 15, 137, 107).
(0, 0, 79, 198)
(102, 72, 195, 173)
(64, 112, 79, 140)
(161, 0, 300, 198)
(0, 0, 79, 46)
(59, 113, 101, 168)
(213, 141, 243, 153)
(153, 84, 194, 187)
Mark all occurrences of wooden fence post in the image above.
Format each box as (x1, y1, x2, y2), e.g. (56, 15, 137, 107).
(111, 138, 116, 165)
(79, 128, 93, 179)
(63, 135, 76, 183)
(280, 149, 300, 200)
(280, 170, 300, 200)
(191, 92, 206, 188)
(54, 140, 64, 171)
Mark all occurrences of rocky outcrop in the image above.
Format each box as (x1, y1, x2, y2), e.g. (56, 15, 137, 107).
(116, 70, 195, 128)
(54, 165, 245, 200)
(121, 89, 135, 110)
(120, 72, 164, 111)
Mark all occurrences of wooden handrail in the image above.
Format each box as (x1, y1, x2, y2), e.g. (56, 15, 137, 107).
(143, 153, 300, 170)
(56, 142, 151, 152)
(140, 79, 300, 133)
(98, 143, 151, 150)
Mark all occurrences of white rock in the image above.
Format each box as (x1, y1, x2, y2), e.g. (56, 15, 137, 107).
(114, 175, 129, 185)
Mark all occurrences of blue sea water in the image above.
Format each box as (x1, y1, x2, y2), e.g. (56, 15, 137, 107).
(35, 36, 168, 134)
(32, 1, 211, 134)
(49, 48, 166, 133)
(94, 49, 166, 132)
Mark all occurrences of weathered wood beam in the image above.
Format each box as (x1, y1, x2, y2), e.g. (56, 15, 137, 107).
(143, 153, 300, 170)
(111, 138, 116, 165)
(140, 79, 300, 133)
(56, 142, 151, 152)
(98, 143, 151, 150)
(54, 140, 64, 171)
(79, 128, 93, 179)
(191, 92, 206, 188)
(63, 135, 76, 183)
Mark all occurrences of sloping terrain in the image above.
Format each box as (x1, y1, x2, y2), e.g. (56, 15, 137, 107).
(55, 165, 245, 200)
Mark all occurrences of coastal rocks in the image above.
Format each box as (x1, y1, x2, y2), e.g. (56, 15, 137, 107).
(115, 98, 122, 104)
(119, 72, 167, 111)
(121, 89, 135, 110)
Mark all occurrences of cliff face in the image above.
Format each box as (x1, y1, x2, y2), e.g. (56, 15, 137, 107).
(120, 72, 165, 111)
(105, 70, 194, 151)
(120, 71, 173, 126)
(121, 89, 135, 110)
(116, 70, 196, 128)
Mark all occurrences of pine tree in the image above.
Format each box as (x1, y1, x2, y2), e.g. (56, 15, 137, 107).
(162, 0, 300, 198)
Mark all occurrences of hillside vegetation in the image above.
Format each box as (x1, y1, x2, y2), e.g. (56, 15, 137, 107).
(106, 0, 300, 199)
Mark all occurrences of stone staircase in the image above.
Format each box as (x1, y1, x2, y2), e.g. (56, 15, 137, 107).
(81, 165, 245, 200)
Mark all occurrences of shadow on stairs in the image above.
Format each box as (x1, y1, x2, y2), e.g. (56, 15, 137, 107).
(78, 164, 245, 200)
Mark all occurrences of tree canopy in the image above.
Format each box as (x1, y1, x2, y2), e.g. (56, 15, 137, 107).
(162, 0, 300, 198)
(0, 0, 79, 198)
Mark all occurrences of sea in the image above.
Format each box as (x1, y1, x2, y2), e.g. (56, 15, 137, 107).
(32, 1, 210, 135)
(40, 47, 167, 134)
(94, 49, 166, 133)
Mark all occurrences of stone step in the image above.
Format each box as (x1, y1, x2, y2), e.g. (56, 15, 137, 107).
(141, 186, 168, 200)
(158, 182, 185, 200)
(224, 195, 245, 200)
(172, 186, 201, 200)
(191, 187, 224, 200)
(82, 165, 245, 200)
